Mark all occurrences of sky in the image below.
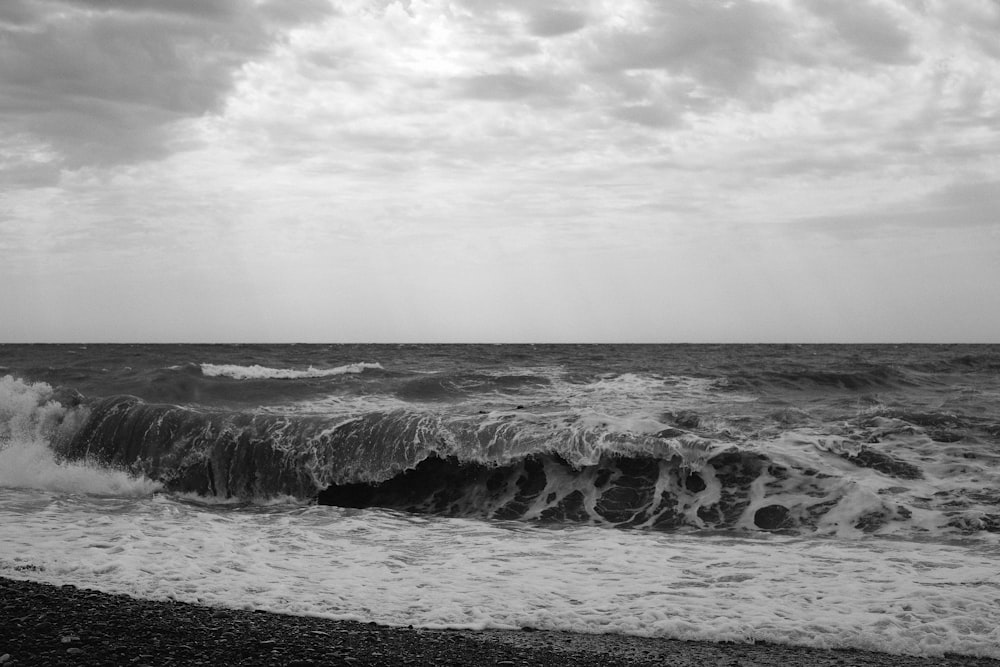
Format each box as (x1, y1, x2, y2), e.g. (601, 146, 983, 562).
(1, 0, 998, 343)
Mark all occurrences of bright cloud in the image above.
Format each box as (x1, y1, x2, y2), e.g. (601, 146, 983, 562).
(1, 0, 998, 342)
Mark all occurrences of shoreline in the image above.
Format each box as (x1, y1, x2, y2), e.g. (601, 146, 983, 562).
(2, 577, 998, 666)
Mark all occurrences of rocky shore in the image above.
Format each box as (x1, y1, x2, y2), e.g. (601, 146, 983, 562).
(2, 577, 997, 666)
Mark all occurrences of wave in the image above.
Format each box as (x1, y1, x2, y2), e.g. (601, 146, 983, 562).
(316, 449, 787, 531)
(4, 371, 997, 540)
(47, 392, 975, 538)
(56, 393, 687, 496)
(199, 362, 383, 380)
(717, 365, 921, 392)
(0, 438, 162, 497)
(395, 372, 551, 400)
(0, 376, 159, 497)
(911, 350, 1000, 373)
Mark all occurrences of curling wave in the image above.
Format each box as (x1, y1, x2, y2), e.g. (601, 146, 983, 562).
(51, 393, 957, 537)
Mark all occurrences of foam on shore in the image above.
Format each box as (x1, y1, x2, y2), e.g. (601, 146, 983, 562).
(2, 488, 998, 659)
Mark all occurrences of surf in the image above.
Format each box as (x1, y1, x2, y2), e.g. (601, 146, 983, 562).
(200, 361, 383, 380)
(29, 387, 989, 540)
(0, 376, 159, 497)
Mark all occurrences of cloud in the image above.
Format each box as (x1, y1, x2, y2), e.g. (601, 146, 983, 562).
(260, 0, 334, 26)
(792, 178, 1000, 243)
(804, 0, 915, 64)
(0, 0, 332, 175)
(586, 1, 790, 93)
(62, 0, 246, 20)
(612, 103, 683, 129)
(933, 0, 1000, 59)
(197, 0, 1000, 226)
(526, 8, 588, 37)
(455, 72, 570, 102)
(3, 0, 1000, 343)
(0, 1, 35, 27)
(922, 178, 1000, 225)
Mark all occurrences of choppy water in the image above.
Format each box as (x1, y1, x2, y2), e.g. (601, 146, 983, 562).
(1, 344, 998, 657)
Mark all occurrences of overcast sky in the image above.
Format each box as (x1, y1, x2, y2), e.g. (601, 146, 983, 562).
(1, 0, 998, 343)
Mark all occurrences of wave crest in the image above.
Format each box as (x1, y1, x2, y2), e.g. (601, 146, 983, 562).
(200, 362, 383, 380)
(0, 376, 158, 497)
(51, 394, 930, 537)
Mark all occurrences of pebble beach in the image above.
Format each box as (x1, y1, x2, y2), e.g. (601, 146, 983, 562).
(3, 578, 998, 667)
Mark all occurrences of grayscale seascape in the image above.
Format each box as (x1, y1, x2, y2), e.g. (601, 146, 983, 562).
(2, 1, 999, 664)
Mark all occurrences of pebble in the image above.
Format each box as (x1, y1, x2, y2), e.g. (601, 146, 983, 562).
(66, 648, 84, 655)
(0, 654, 11, 664)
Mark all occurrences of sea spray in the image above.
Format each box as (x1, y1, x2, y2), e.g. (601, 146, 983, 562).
(0, 375, 159, 497)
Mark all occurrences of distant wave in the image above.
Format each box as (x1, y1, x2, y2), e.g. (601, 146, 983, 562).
(200, 362, 383, 380)
(395, 371, 551, 400)
(716, 365, 919, 393)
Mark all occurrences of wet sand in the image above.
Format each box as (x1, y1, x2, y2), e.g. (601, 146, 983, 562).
(2, 577, 997, 666)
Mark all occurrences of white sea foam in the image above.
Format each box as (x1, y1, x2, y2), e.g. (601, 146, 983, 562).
(0, 375, 61, 442)
(200, 362, 383, 380)
(0, 440, 161, 497)
(271, 393, 413, 417)
(558, 373, 753, 412)
(756, 428, 1000, 540)
(0, 375, 161, 497)
(0, 490, 997, 659)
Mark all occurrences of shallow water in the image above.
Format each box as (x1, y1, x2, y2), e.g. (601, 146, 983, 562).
(2, 487, 998, 657)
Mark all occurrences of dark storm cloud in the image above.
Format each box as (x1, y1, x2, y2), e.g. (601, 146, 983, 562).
(0, 0, 332, 174)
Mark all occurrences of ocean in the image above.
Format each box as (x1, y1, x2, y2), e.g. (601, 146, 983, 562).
(1, 344, 998, 658)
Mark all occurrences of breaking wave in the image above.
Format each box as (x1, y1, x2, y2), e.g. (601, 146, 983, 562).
(200, 362, 383, 380)
(4, 356, 999, 541)
(40, 390, 994, 539)
(0, 376, 160, 497)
